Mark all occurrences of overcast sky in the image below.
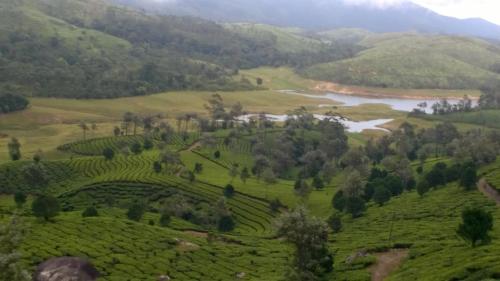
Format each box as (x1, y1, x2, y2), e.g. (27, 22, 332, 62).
(344, 0, 500, 25)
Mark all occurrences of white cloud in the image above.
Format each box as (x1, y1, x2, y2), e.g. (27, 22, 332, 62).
(343, 0, 500, 25)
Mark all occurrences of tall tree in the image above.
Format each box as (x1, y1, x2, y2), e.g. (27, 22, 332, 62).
(8, 138, 21, 161)
(0, 216, 31, 281)
(457, 208, 493, 247)
(276, 207, 333, 281)
(32, 195, 60, 221)
(78, 121, 89, 140)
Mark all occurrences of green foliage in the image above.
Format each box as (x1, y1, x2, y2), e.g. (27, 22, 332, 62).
(457, 208, 493, 247)
(303, 34, 500, 90)
(345, 196, 366, 218)
(32, 195, 60, 221)
(130, 142, 143, 155)
(416, 179, 430, 197)
(0, 93, 29, 114)
(276, 207, 333, 281)
(373, 186, 391, 206)
(0, 216, 30, 281)
(21, 163, 49, 187)
(8, 138, 21, 161)
(159, 213, 171, 227)
(223, 184, 235, 198)
(13, 192, 26, 208)
(126, 203, 145, 222)
(312, 175, 324, 189)
(102, 147, 115, 160)
(327, 214, 342, 233)
(460, 167, 478, 190)
(82, 206, 99, 217)
(217, 215, 235, 232)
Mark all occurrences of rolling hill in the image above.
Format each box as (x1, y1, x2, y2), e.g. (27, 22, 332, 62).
(0, 0, 356, 99)
(303, 33, 500, 90)
(113, 0, 500, 40)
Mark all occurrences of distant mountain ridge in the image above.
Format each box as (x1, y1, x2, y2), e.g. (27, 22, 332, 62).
(112, 0, 500, 40)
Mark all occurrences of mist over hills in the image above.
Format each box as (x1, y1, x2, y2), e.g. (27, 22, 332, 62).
(112, 0, 500, 40)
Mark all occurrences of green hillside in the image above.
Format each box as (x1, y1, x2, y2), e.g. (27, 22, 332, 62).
(303, 33, 500, 90)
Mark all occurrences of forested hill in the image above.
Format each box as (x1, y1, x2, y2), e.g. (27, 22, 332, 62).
(114, 0, 500, 40)
(0, 0, 356, 99)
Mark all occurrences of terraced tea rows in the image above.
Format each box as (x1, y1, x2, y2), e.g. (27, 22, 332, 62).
(59, 133, 199, 156)
(20, 214, 289, 281)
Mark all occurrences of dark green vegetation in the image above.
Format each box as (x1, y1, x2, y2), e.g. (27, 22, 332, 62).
(0, 0, 357, 99)
(0, 93, 29, 114)
(1, 90, 499, 280)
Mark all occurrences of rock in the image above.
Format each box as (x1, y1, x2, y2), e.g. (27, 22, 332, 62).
(236, 272, 246, 279)
(158, 275, 171, 281)
(34, 257, 100, 281)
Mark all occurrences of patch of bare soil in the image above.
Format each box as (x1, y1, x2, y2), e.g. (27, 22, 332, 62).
(183, 230, 208, 238)
(369, 249, 409, 281)
(478, 178, 500, 206)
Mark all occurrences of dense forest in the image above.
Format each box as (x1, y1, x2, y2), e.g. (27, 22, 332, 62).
(0, 0, 356, 99)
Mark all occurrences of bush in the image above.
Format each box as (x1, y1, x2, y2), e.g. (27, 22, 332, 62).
(457, 208, 493, 247)
(130, 142, 143, 155)
(103, 147, 115, 160)
(82, 206, 99, 217)
(327, 214, 342, 233)
(373, 186, 391, 206)
(332, 191, 346, 212)
(159, 213, 171, 227)
(14, 192, 26, 208)
(345, 196, 365, 218)
(218, 215, 235, 232)
(460, 167, 477, 190)
(269, 198, 284, 213)
(32, 195, 60, 221)
(214, 150, 221, 159)
(223, 184, 235, 198)
(153, 161, 162, 173)
(143, 138, 154, 150)
(416, 179, 430, 197)
(312, 175, 324, 189)
(127, 203, 145, 221)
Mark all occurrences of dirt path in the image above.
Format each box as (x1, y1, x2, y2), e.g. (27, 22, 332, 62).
(369, 249, 409, 281)
(478, 178, 500, 206)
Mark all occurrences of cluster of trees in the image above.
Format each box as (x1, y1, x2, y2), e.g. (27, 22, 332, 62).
(1, 0, 359, 99)
(0, 93, 29, 114)
(479, 83, 500, 109)
(416, 161, 477, 197)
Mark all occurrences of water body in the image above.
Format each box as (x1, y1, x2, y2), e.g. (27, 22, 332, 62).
(236, 114, 393, 133)
(280, 90, 478, 113)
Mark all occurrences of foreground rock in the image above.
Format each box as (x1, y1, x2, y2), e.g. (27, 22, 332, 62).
(34, 257, 100, 281)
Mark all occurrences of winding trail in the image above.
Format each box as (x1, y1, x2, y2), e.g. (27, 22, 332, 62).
(370, 249, 409, 281)
(478, 178, 500, 206)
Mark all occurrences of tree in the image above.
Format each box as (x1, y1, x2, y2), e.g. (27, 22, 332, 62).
(460, 167, 477, 190)
(416, 179, 430, 197)
(159, 213, 171, 227)
(240, 167, 250, 183)
(256, 77, 263, 85)
(130, 142, 143, 155)
(327, 214, 342, 233)
(8, 138, 21, 161)
(32, 195, 60, 221)
(127, 203, 145, 222)
(122, 112, 134, 135)
(0, 216, 31, 281)
(312, 175, 324, 189)
(33, 151, 42, 163)
(457, 208, 493, 247)
(373, 186, 391, 206)
(214, 150, 221, 159)
(262, 168, 277, 186)
(276, 207, 333, 281)
(218, 215, 235, 232)
(143, 137, 154, 150)
(194, 163, 203, 174)
(294, 178, 311, 198)
(13, 192, 26, 208)
(78, 121, 89, 140)
(342, 170, 365, 198)
(228, 164, 239, 183)
(153, 161, 162, 173)
(269, 198, 284, 213)
(103, 147, 115, 160)
(345, 196, 365, 218)
(82, 206, 99, 217)
(332, 191, 346, 212)
(22, 163, 49, 187)
(223, 184, 235, 198)
(113, 126, 121, 136)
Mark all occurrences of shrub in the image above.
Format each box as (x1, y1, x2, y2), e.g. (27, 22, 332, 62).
(223, 184, 235, 198)
(82, 206, 99, 217)
(218, 215, 235, 232)
(130, 142, 143, 155)
(127, 203, 145, 221)
(345, 196, 365, 218)
(327, 214, 342, 233)
(416, 179, 430, 197)
(373, 186, 391, 206)
(332, 191, 346, 212)
(14, 192, 26, 208)
(103, 147, 115, 160)
(32, 195, 60, 221)
(214, 150, 221, 159)
(159, 213, 171, 227)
